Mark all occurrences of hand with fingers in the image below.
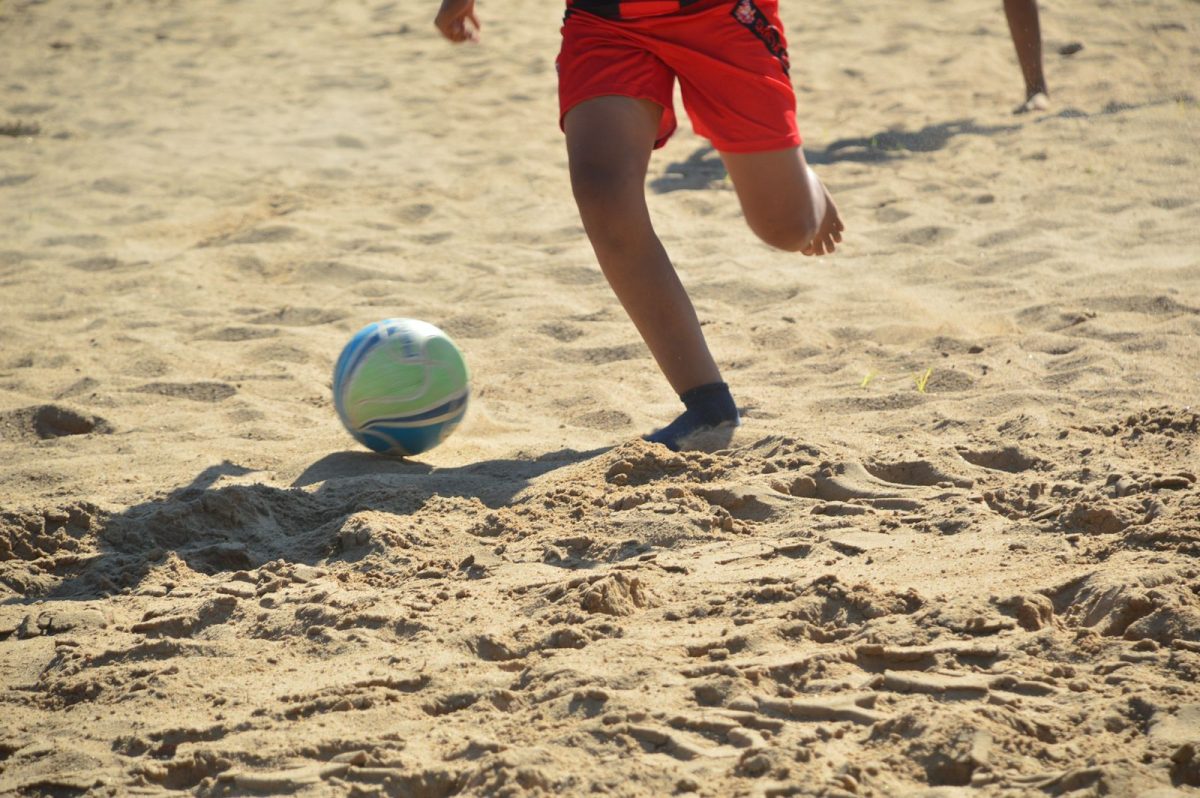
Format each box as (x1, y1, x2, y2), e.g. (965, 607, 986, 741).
(435, 0, 481, 43)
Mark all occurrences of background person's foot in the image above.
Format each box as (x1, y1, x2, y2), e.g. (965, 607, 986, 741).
(1014, 91, 1050, 115)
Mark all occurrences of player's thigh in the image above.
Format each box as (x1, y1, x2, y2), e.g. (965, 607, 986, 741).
(720, 146, 820, 244)
(564, 96, 662, 209)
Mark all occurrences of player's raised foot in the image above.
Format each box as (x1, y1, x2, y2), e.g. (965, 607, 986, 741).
(801, 169, 844, 257)
(644, 381, 740, 452)
(1013, 91, 1050, 115)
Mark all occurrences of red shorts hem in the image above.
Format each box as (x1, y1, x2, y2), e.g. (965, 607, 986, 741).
(709, 133, 802, 154)
(559, 91, 678, 149)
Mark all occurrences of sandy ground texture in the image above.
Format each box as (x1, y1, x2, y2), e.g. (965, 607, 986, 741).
(2, 0, 1200, 795)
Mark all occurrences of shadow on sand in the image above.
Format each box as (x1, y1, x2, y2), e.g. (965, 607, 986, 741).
(5, 446, 611, 602)
(649, 117, 1022, 192)
(807, 118, 1021, 165)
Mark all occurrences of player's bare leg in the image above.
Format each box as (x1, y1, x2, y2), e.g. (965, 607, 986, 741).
(1003, 0, 1050, 113)
(565, 95, 721, 395)
(564, 96, 739, 450)
(720, 146, 844, 256)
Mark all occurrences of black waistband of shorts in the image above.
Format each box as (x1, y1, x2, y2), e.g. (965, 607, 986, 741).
(565, 0, 728, 22)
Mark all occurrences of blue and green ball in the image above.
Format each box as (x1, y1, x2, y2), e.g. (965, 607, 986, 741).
(332, 318, 469, 456)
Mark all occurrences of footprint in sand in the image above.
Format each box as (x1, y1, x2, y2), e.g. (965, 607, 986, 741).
(131, 596, 238, 639)
(694, 486, 786, 522)
(1016, 303, 1097, 332)
(206, 225, 301, 247)
(54, 377, 101, 399)
(1150, 197, 1193, 211)
(863, 458, 975, 488)
(547, 572, 659, 617)
(7, 103, 54, 115)
(1087, 294, 1198, 316)
(295, 133, 368, 149)
(91, 178, 131, 195)
(305, 72, 392, 93)
(290, 261, 392, 285)
(549, 265, 604, 287)
(817, 393, 927, 414)
(0, 404, 112, 441)
(920, 369, 975, 393)
(67, 255, 137, 272)
(114, 723, 234, 760)
(441, 313, 501, 339)
(248, 342, 309, 365)
(40, 233, 108, 249)
(132, 382, 237, 402)
(570, 409, 632, 431)
(1046, 566, 1199, 644)
(413, 231, 453, 246)
(396, 203, 434, 223)
(689, 280, 802, 308)
(246, 307, 344, 326)
(976, 250, 1054, 274)
(107, 205, 168, 225)
(973, 227, 1035, 248)
(0, 120, 41, 137)
(1021, 333, 1080, 355)
(875, 205, 913, 224)
(810, 461, 935, 505)
(956, 445, 1045, 473)
(195, 326, 278, 342)
(553, 343, 645, 365)
(895, 225, 956, 246)
(538, 322, 584, 343)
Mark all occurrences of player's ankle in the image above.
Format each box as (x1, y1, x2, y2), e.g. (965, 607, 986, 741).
(679, 381, 739, 426)
(644, 382, 740, 451)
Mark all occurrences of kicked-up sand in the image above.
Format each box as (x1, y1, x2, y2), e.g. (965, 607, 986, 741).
(1, 0, 1199, 795)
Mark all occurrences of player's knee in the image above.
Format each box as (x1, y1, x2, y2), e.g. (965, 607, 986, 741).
(569, 160, 647, 242)
(750, 215, 820, 252)
(570, 154, 627, 195)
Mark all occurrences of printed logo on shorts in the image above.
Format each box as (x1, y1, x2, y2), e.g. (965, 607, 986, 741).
(732, 0, 790, 76)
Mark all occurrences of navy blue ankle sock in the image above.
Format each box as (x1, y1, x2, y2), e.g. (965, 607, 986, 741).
(644, 381, 740, 451)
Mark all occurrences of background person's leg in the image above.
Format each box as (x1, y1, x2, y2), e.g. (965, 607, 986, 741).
(564, 95, 723, 396)
(1003, 0, 1049, 111)
(720, 146, 843, 256)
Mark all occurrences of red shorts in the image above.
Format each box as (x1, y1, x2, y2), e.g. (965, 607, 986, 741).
(556, 0, 801, 153)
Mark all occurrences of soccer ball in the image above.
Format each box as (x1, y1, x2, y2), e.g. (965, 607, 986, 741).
(332, 318, 469, 456)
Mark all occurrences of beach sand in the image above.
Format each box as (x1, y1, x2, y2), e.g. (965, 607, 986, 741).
(2, 0, 1199, 794)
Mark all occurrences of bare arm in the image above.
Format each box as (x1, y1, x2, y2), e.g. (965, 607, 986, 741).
(435, 0, 480, 42)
